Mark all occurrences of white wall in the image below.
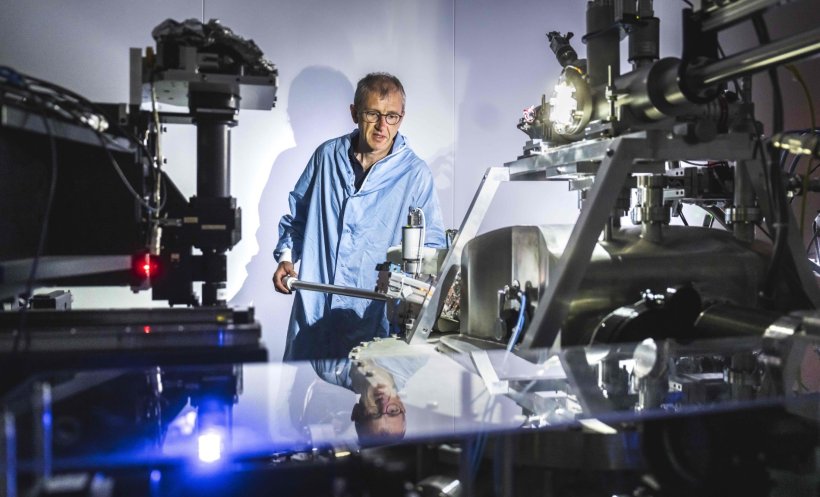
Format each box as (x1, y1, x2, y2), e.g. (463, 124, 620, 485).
(1, 0, 456, 360)
(3, 0, 818, 360)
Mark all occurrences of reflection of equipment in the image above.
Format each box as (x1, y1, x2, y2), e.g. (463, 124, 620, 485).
(404, 0, 820, 356)
(5, 365, 242, 468)
(4, 334, 818, 496)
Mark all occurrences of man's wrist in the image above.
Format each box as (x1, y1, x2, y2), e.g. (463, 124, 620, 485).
(278, 249, 293, 264)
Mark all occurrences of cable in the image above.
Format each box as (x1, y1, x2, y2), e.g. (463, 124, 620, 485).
(751, 15, 783, 135)
(506, 292, 527, 352)
(789, 155, 802, 175)
(149, 77, 166, 214)
(12, 105, 59, 355)
(679, 208, 689, 227)
(93, 128, 162, 214)
(761, 140, 789, 306)
(2, 67, 163, 215)
(416, 208, 426, 279)
(783, 64, 816, 237)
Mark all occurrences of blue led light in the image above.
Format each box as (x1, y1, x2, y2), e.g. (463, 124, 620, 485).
(197, 431, 223, 463)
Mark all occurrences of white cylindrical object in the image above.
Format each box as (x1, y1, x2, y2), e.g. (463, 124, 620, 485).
(402, 226, 423, 261)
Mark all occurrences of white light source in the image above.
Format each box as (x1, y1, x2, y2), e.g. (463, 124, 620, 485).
(197, 431, 223, 463)
(549, 80, 579, 133)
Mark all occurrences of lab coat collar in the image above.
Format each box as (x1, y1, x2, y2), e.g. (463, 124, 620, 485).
(344, 130, 412, 194)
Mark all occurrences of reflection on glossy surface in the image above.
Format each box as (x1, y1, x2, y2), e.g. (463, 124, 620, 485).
(2, 335, 818, 469)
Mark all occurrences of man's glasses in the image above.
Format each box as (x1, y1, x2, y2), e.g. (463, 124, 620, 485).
(360, 110, 403, 125)
(364, 402, 405, 419)
(353, 401, 406, 420)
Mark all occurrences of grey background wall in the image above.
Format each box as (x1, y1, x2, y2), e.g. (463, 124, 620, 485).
(2, 1, 818, 360)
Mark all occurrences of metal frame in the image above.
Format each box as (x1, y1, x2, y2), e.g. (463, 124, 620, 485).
(406, 130, 820, 350)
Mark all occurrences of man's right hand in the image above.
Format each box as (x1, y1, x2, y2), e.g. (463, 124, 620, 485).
(273, 261, 297, 294)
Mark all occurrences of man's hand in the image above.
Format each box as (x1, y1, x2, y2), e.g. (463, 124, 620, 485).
(273, 261, 297, 294)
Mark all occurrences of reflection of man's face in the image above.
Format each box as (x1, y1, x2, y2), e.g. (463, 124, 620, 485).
(351, 384, 406, 442)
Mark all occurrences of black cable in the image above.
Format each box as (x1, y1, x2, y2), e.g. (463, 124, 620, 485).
(780, 128, 820, 135)
(676, 203, 689, 226)
(761, 141, 789, 306)
(12, 105, 59, 354)
(3, 66, 163, 354)
(757, 224, 772, 240)
(2, 67, 161, 213)
(751, 15, 783, 135)
(93, 128, 163, 214)
(2, 71, 161, 215)
(789, 155, 802, 175)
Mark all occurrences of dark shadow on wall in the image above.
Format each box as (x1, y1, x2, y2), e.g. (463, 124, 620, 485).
(231, 66, 355, 361)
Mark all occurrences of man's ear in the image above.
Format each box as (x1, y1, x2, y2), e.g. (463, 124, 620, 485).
(350, 104, 359, 124)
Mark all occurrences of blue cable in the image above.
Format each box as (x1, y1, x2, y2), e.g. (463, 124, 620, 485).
(506, 292, 527, 352)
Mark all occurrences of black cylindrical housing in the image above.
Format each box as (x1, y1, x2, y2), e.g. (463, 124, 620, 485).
(189, 87, 239, 199)
(196, 121, 231, 198)
(585, 1, 620, 87)
(629, 17, 660, 68)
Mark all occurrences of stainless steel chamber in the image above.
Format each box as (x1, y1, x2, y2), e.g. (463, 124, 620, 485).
(461, 224, 769, 346)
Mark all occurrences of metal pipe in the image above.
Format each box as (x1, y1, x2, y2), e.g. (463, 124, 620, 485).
(691, 26, 820, 88)
(693, 303, 781, 337)
(283, 276, 388, 301)
(699, 0, 782, 32)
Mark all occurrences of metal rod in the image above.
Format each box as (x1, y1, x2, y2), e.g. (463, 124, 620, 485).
(407, 167, 509, 344)
(521, 136, 644, 351)
(692, 26, 820, 88)
(699, 0, 782, 31)
(285, 277, 388, 301)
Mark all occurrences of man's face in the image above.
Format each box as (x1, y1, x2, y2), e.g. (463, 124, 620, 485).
(351, 384, 406, 441)
(350, 89, 404, 156)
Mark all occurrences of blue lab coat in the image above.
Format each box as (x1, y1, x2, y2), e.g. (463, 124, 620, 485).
(275, 130, 446, 360)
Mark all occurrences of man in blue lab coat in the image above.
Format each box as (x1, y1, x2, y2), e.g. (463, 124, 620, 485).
(273, 73, 445, 361)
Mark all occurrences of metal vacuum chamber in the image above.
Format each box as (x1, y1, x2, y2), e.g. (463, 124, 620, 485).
(460, 224, 769, 347)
